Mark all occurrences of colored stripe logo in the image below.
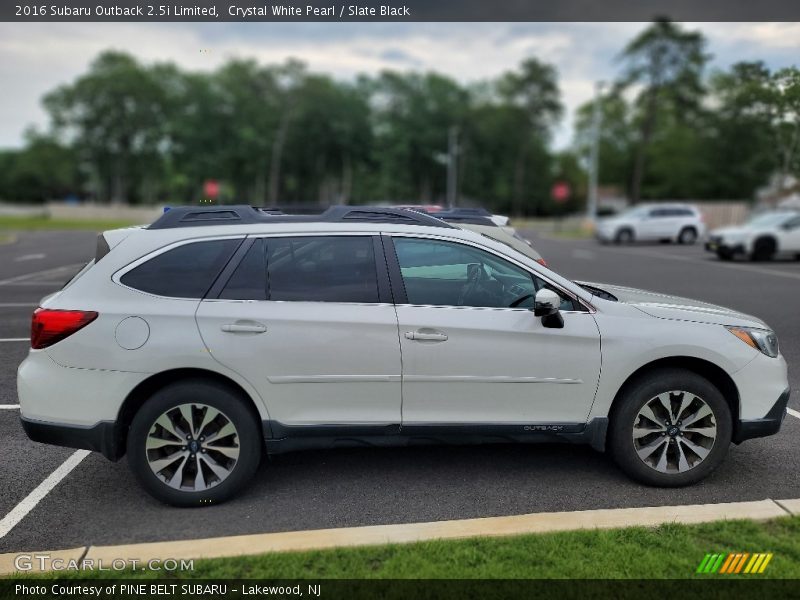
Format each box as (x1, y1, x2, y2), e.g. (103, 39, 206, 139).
(696, 552, 773, 574)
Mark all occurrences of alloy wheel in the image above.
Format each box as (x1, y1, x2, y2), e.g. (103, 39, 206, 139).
(632, 391, 717, 474)
(145, 403, 240, 491)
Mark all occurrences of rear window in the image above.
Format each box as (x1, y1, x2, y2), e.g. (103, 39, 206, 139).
(266, 236, 378, 303)
(121, 239, 240, 298)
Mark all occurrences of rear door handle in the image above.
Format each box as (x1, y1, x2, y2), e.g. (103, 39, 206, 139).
(221, 322, 267, 334)
(405, 330, 448, 342)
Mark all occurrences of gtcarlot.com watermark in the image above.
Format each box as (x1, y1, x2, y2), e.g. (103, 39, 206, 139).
(14, 553, 194, 573)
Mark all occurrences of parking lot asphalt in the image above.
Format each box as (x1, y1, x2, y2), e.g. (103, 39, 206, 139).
(0, 229, 798, 554)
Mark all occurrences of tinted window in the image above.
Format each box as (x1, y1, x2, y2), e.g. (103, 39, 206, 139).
(121, 239, 240, 298)
(219, 239, 267, 300)
(393, 237, 575, 310)
(266, 236, 379, 303)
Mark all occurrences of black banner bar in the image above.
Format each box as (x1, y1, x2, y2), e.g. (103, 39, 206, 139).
(4, 0, 800, 22)
(4, 579, 800, 600)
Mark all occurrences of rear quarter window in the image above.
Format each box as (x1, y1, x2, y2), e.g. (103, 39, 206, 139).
(120, 238, 241, 298)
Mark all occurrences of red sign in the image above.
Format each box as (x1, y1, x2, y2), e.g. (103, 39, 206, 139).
(551, 181, 571, 203)
(203, 179, 220, 199)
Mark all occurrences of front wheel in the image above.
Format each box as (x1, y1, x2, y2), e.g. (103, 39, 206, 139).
(127, 380, 262, 507)
(609, 369, 732, 487)
(615, 229, 634, 244)
(678, 227, 698, 245)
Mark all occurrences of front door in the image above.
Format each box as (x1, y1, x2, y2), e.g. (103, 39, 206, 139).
(388, 236, 601, 427)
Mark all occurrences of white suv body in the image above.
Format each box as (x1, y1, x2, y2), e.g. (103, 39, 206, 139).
(18, 206, 789, 506)
(706, 211, 800, 261)
(596, 203, 706, 244)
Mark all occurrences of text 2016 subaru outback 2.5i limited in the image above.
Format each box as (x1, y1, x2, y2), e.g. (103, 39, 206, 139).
(18, 206, 789, 506)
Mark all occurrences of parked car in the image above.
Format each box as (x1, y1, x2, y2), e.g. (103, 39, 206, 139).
(433, 211, 548, 266)
(595, 203, 706, 244)
(19, 206, 788, 506)
(706, 211, 800, 261)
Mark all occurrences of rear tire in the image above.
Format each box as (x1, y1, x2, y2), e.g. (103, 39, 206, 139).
(609, 369, 732, 487)
(127, 379, 262, 507)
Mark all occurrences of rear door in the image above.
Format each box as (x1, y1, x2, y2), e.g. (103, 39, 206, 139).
(195, 234, 402, 430)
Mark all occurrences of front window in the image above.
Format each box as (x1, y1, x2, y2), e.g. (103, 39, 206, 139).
(393, 237, 575, 310)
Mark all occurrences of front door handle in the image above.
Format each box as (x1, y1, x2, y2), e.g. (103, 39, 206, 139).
(405, 330, 448, 342)
(221, 322, 267, 334)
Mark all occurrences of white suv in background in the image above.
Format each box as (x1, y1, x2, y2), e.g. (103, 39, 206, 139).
(18, 206, 788, 506)
(595, 203, 706, 244)
(706, 211, 800, 261)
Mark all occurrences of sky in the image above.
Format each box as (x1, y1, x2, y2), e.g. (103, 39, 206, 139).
(2, 21, 800, 151)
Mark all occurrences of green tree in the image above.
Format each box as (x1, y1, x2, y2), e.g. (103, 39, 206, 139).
(43, 51, 170, 203)
(497, 59, 563, 215)
(616, 19, 710, 202)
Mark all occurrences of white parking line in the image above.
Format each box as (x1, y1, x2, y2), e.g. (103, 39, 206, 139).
(13, 254, 46, 262)
(0, 405, 20, 409)
(0, 263, 83, 286)
(0, 450, 90, 540)
(788, 408, 800, 420)
(0, 338, 28, 342)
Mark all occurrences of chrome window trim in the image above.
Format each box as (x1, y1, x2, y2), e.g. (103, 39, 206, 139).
(388, 232, 596, 313)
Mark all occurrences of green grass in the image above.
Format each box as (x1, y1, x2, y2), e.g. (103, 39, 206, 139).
(15, 516, 800, 580)
(0, 215, 141, 231)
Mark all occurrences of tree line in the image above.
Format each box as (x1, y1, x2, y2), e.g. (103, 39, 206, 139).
(1, 19, 799, 215)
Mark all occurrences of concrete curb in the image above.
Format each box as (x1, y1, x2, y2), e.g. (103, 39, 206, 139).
(1, 498, 797, 576)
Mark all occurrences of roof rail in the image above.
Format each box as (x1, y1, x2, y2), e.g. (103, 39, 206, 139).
(148, 205, 456, 230)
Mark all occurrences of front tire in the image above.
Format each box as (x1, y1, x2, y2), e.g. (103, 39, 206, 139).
(751, 237, 776, 261)
(678, 227, 698, 245)
(127, 379, 262, 507)
(615, 228, 634, 244)
(609, 369, 732, 487)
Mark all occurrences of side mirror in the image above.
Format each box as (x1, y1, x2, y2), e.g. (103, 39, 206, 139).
(534, 288, 564, 329)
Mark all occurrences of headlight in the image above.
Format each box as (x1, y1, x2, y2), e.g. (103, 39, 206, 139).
(726, 326, 779, 358)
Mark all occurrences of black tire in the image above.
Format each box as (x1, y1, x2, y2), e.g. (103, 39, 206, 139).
(678, 227, 698, 245)
(608, 369, 732, 487)
(615, 228, 634, 244)
(127, 379, 262, 507)
(716, 248, 734, 261)
(751, 237, 776, 261)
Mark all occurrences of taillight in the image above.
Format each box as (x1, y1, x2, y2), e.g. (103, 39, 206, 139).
(31, 308, 98, 349)
(536, 258, 549, 267)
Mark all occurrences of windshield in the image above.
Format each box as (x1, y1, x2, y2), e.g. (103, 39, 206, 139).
(745, 212, 796, 228)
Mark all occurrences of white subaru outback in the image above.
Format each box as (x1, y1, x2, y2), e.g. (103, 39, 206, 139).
(18, 206, 789, 506)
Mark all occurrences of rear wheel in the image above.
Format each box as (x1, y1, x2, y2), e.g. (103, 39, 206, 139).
(609, 369, 731, 487)
(127, 379, 261, 507)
